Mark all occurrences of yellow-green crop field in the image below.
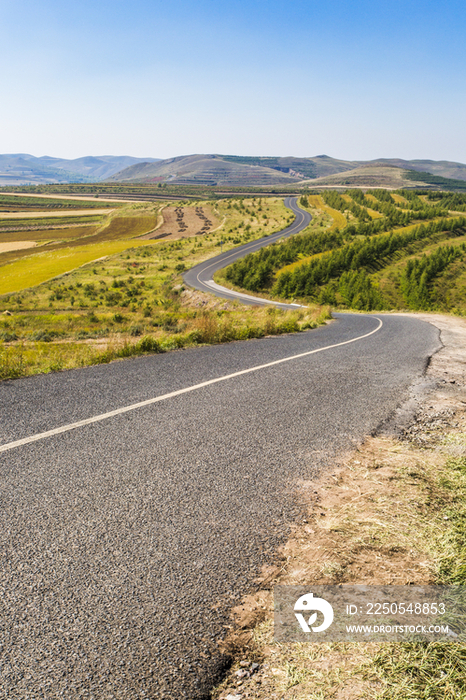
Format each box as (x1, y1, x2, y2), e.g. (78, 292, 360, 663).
(0, 239, 157, 294)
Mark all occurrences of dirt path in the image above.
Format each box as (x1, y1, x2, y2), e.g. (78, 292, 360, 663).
(0, 209, 113, 218)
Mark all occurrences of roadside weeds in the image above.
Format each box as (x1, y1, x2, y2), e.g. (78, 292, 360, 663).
(0, 303, 331, 381)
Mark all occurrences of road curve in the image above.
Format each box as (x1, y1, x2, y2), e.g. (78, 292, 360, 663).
(0, 313, 441, 699)
(183, 196, 310, 308)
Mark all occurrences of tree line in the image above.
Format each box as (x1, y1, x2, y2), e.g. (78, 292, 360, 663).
(225, 216, 466, 304)
(272, 217, 466, 299)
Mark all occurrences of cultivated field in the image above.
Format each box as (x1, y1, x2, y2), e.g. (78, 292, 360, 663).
(141, 204, 220, 240)
(0, 195, 331, 380)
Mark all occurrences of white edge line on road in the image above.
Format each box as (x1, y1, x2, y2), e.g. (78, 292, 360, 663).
(0, 317, 383, 454)
(194, 198, 308, 307)
(203, 279, 304, 307)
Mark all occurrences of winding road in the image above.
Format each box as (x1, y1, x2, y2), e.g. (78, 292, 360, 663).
(183, 196, 310, 308)
(0, 199, 443, 699)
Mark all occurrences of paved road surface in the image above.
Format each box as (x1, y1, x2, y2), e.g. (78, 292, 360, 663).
(183, 196, 311, 308)
(0, 313, 440, 699)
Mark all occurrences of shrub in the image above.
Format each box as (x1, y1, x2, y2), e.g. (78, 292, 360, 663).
(136, 336, 161, 353)
(0, 331, 18, 342)
(30, 330, 55, 342)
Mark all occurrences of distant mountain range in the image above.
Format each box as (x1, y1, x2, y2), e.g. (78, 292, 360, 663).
(107, 154, 466, 189)
(0, 154, 160, 185)
(2, 153, 466, 190)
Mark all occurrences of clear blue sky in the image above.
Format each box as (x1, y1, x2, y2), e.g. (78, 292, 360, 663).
(2, 0, 465, 162)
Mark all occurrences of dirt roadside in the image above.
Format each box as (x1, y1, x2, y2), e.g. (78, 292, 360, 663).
(212, 312, 466, 700)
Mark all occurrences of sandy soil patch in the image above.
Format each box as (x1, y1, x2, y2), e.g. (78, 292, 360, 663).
(0, 209, 113, 219)
(0, 241, 37, 253)
(141, 205, 219, 240)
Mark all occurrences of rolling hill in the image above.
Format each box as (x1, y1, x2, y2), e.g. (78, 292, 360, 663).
(0, 154, 160, 186)
(108, 153, 466, 190)
(300, 163, 421, 189)
(107, 154, 303, 187)
(3, 151, 466, 191)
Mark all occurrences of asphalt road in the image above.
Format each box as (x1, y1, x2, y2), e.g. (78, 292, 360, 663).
(0, 313, 440, 699)
(183, 196, 311, 308)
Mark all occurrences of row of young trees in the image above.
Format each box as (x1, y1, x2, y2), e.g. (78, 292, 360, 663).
(225, 214, 466, 303)
(321, 191, 371, 222)
(316, 271, 384, 311)
(223, 188, 466, 311)
(224, 227, 348, 291)
(426, 192, 466, 212)
(400, 244, 465, 310)
(322, 189, 448, 230)
(272, 217, 466, 299)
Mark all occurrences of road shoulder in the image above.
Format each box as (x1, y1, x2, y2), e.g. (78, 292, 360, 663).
(212, 312, 466, 700)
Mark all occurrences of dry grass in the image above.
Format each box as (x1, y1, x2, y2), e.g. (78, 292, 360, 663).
(306, 195, 347, 231)
(214, 428, 466, 699)
(0, 305, 331, 380)
(0, 241, 36, 253)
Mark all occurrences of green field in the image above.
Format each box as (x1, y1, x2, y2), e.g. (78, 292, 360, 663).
(0, 239, 158, 294)
(0, 214, 105, 229)
(0, 193, 119, 210)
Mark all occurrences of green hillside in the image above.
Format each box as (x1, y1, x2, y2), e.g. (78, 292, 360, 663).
(220, 190, 466, 314)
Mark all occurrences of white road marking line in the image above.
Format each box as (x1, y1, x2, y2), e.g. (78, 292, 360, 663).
(0, 318, 383, 454)
(195, 199, 308, 305)
(203, 278, 304, 307)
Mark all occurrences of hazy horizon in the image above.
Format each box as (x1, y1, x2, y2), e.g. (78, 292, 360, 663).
(4, 153, 466, 167)
(2, 0, 465, 163)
